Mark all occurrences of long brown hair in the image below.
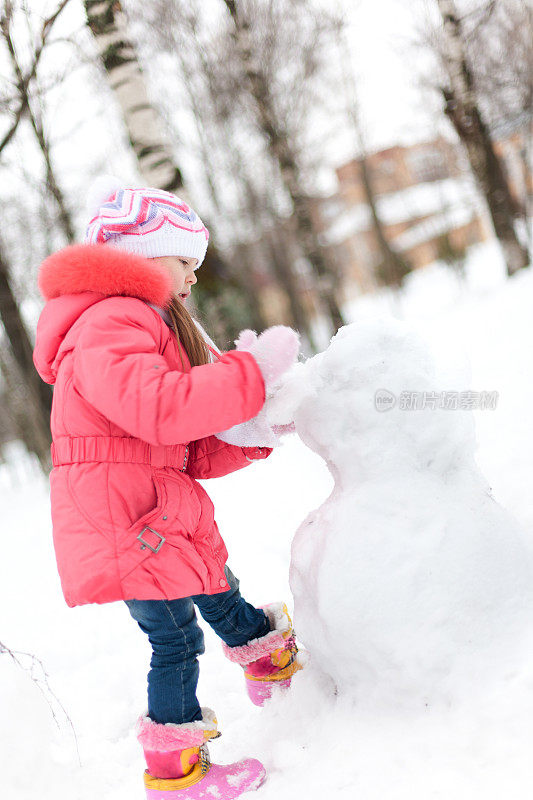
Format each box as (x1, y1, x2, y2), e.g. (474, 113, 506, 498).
(167, 296, 213, 367)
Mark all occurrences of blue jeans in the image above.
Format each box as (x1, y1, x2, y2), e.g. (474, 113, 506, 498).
(125, 567, 270, 725)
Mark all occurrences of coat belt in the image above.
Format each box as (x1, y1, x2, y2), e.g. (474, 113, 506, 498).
(51, 436, 189, 471)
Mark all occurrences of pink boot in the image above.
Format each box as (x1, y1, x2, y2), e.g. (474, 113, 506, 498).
(137, 708, 266, 799)
(223, 603, 303, 706)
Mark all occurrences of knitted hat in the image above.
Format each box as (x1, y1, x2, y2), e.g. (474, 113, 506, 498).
(84, 176, 209, 266)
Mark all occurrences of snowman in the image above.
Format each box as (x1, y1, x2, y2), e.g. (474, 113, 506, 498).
(258, 318, 533, 709)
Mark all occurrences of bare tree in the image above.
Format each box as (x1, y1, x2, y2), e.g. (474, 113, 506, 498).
(0, 1, 75, 242)
(172, 2, 319, 347)
(153, 9, 269, 340)
(466, 0, 532, 135)
(124, 0, 324, 348)
(84, 0, 266, 345)
(0, 243, 52, 470)
(434, 0, 530, 275)
(462, 0, 532, 250)
(337, 31, 412, 289)
(222, 0, 347, 334)
(0, 0, 73, 470)
(0, 344, 52, 471)
(0, 0, 70, 154)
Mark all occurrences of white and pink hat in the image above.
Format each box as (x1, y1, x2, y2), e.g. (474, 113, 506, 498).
(84, 176, 209, 266)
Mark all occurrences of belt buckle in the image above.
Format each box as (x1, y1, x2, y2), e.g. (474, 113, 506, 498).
(137, 526, 166, 553)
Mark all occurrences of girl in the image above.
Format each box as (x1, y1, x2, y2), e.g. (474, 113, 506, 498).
(33, 180, 301, 799)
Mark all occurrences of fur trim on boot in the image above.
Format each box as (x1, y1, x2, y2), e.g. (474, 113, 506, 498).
(136, 708, 219, 750)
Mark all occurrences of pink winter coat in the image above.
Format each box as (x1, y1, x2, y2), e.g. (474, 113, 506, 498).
(33, 244, 271, 607)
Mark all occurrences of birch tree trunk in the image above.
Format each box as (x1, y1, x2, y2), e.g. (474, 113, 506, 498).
(437, 0, 529, 276)
(223, 0, 346, 334)
(84, 0, 183, 192)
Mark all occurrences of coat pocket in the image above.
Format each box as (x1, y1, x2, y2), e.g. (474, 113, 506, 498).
(118, 470, 208, 596)
(117, 472, 170, 581)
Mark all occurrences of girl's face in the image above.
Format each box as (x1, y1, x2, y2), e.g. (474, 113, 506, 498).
(152, 255, 198, 304)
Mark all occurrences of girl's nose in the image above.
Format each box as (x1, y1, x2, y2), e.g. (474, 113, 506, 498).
(188, 271, 198, 286)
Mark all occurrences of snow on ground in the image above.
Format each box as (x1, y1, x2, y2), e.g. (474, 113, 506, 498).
(2, 240, 533, 798)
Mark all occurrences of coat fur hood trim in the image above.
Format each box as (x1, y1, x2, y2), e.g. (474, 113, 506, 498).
(38, 244, 174, 307)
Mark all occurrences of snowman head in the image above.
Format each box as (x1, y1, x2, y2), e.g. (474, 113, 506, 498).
(267, 319, 477, 480)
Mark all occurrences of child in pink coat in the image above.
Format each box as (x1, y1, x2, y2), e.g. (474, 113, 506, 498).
(33, 180, 301, 799)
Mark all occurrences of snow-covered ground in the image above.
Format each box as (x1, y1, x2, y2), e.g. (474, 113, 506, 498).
(3, 240, 533, 799)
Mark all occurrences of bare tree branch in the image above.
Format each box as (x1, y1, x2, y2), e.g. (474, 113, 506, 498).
(1, 640, 80, 765)
(0, 0, 71, 155)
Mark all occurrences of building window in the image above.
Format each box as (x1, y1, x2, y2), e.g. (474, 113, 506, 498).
(377, 157, 396, 176)
(406, 149, 448, 182)
(321, 199, 344, 221)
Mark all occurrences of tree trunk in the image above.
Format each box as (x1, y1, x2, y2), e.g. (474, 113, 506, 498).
(157, 2, 303, 340)
(27, 106, 76, 243)
(223, 0, 346, 334)
(437, 0, 529, 276)
(0, 345, 52, 472)
(84, 0, 267, 342)
(264, 228, 318, 352)
(0, 247, 52, 470)
(223, 138, 318, 348)
(337, 32, 412, 289)
(358, 154, 412, 287)
(169, 22, 267, 335)
(85, 0, 183, 192)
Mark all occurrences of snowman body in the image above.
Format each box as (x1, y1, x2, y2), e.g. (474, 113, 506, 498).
(268, 320, 533, 705)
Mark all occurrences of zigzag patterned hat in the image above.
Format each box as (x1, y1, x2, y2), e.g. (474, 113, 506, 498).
(84, 176, 209, 266)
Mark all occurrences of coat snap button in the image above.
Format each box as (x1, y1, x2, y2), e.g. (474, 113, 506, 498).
(162, 516, 167, 520)
(219, 579, 227, 588)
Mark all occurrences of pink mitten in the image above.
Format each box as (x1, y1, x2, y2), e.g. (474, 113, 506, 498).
(236, 326, 300, 389)
(234, 329, 258, 351)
